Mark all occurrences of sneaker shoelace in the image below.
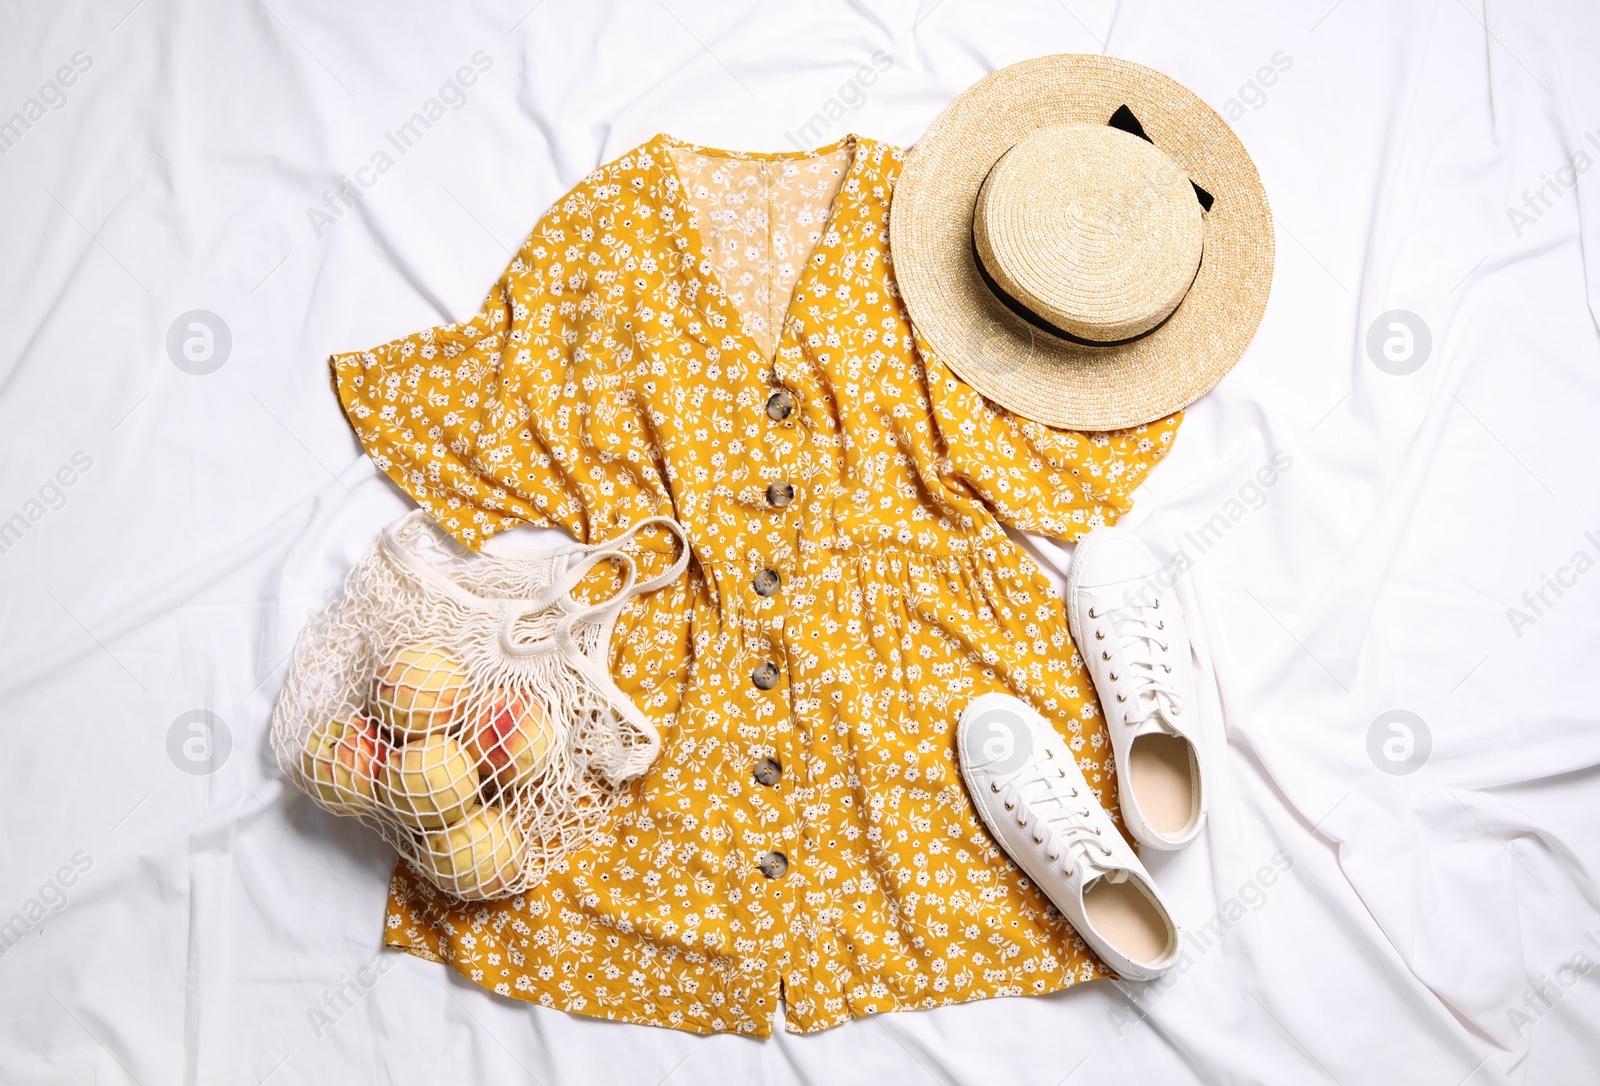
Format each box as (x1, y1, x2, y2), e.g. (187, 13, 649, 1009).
(1089, 598, 1185, 729)
(991, 747, 1116, 875)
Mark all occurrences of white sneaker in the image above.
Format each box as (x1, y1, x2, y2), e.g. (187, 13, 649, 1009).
(958, 692, 1181, 981)
(1066, 526, 1205, 850)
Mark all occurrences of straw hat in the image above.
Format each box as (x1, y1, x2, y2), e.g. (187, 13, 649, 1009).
(891, 54, 1274, 431)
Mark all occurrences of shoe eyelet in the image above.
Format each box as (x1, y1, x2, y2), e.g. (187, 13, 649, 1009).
(1045, 749, 1054, 759)
(1101, 651, 1110, 661)
(1153, 600, 1160, 609)
(1109, 672, 1118, 682)
(1159, 641, 1168, 652)
(1057, 769, 1066, 778)
(1088, 607, 1098, 618)
(989, 783, 999, 793)
(1157, 621, 1165, 631)
(1095, 630, 1105, 641)
(1163, 664, 1172, 673)
(1032, 834, 1044, 844)
(1003, 801, 1014, 811)
(1116, 694, 1126, 703)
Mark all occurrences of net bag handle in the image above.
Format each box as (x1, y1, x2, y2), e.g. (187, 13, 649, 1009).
(499, 515, 691, 658)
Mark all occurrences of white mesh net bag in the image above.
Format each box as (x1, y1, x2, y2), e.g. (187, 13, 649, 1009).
(271, 509, 689, 901)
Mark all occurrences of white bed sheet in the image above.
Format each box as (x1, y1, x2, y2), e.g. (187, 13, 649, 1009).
(3, 0, 1599, 1082)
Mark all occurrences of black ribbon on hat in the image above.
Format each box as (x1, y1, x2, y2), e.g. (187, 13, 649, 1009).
(971, 105, 1211, 347)
(1107, 105, 1214, 211)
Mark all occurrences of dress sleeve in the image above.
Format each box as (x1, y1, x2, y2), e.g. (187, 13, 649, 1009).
(920, 343, 1182, 542)
(330, 178, 664, 550)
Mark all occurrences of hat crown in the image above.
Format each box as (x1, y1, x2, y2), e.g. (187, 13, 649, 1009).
(973, 123, 1204, 344)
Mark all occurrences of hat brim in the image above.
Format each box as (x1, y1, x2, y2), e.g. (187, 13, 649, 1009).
(891, 54, 1274, 431)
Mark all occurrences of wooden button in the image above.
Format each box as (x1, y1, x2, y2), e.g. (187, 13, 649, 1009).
(751, 661, 781, 690)
(766, 389, 796, 421)
(754, 757, 782, 787)
(766, 481, 794, 508)
(757, 851, 789, 879)
(753, 569, 781, 597)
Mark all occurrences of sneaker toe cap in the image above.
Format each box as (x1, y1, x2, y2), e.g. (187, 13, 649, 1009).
(958, 698, 1039, 777)
(1074, 527, 1162, 589)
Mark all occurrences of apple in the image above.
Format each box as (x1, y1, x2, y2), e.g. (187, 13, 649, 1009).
(464, 691, 558, 792)
(371, 643, 470, 740)
(421, 805, 524, 898)
(378, 733, 480, 831)
(301, 716, 387, 814)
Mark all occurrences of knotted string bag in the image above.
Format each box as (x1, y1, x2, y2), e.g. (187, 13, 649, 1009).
(271, 510, 689, 901)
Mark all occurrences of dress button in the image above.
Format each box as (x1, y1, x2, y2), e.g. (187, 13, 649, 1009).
(754, 757, 782, 787)
(766, 389, 796, 421)
(766, 481, 794, 508)
(753, 569, 781, 597)
(757, 850, 789, 879)
(751, 661, 781, 689)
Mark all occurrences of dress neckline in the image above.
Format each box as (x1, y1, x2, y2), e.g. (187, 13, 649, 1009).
(653, 132, 867, 371)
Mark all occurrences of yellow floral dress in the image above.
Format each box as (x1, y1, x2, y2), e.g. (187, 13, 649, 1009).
(331, 133, 1180, 1036)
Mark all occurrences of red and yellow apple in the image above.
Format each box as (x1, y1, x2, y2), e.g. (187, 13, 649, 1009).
(301, 716, 387, 814)
(378, 733, 480, 830)
(371, 643, 470, 740)
(421, 805, 524, 898)
(464, 691, 558, 792)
